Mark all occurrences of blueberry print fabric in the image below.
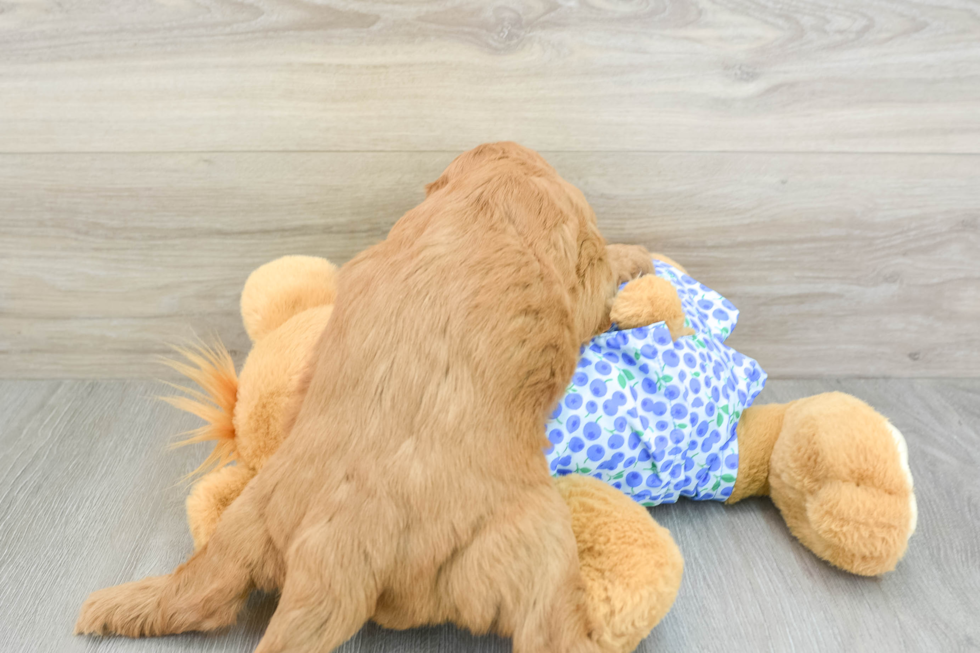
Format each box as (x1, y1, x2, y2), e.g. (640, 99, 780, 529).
(544, 260, 767, 506)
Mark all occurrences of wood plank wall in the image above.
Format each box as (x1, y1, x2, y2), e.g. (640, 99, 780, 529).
(1, 0, 978, 378)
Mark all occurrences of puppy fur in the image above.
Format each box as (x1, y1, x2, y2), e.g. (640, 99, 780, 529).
(75, 142, 652, 653)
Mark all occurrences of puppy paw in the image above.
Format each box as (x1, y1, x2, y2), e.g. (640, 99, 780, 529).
(611, 275, 690, 339)
(75, 577, 170, 637)
(606, 244, 654, 286)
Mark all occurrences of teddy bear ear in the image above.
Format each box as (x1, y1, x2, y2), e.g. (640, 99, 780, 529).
(241, 256, 338, 342)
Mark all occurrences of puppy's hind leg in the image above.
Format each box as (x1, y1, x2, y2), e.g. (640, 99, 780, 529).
(75, 483, 277, 638)
(254, 518, 383, 653)
(509, 528, 601, 653)
(443, 489, 601, 653)
(511, 560, 601, 653)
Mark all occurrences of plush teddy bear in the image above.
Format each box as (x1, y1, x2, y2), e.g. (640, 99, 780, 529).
(165, 252, 916, 652)
(542, 254, 917, 577)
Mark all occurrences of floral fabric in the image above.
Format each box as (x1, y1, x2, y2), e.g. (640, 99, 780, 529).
(544, 260, 767, 506)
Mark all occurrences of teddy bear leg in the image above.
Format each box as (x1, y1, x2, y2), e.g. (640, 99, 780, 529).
(725, 403, 787, 503)
(555, 474, 683, 653)
(729, 394, 916, 576)
(186, 464, 257, 550)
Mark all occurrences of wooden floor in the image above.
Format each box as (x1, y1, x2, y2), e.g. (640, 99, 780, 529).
(1, 378, 978, 652)
(1, 0, 979, 379)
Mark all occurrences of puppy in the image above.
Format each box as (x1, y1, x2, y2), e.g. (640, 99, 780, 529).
(76, 142, 652, 653)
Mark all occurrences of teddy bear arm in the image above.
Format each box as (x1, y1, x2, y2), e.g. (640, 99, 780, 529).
(725, 402, 786, 503)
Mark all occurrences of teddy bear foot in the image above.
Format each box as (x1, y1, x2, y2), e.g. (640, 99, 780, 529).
(767, 392, 916, 576)
(556, 474, 683, 653)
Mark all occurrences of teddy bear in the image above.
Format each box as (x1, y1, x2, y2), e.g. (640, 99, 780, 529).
(164, 252, 916, 652)
(540, 254, 917, 577)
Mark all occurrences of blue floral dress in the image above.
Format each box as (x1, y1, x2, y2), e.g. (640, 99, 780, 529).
(544, 260, 767, 506)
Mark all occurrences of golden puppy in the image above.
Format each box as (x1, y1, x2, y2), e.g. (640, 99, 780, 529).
(75, 142, 652, 653)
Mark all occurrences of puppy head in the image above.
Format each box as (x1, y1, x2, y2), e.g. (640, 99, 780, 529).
(425, 142, 553, 197)
(426, 142, 616, 343)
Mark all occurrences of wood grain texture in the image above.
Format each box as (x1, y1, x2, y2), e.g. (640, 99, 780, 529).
(1, 151, 977, 378)
(0, 379, 977, 651)
(0, 0, 978, 153)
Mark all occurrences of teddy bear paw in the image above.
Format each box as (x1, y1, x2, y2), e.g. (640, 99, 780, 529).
(768, 392, 916, 576)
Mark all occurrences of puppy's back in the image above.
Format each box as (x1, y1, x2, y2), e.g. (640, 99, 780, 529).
(273, 147, 605, 540)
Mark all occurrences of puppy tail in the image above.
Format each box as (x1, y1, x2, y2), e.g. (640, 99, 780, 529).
(158, 339, 239, 478)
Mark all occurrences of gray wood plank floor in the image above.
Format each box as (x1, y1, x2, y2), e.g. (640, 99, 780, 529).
(0, 379, 977, 652)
